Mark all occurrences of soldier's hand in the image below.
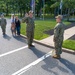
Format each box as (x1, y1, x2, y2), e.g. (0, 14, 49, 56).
(25, 13, 29, 17)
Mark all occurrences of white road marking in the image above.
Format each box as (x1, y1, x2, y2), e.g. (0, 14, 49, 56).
(12, 51, 52, 75)
(0, 45, 28, 58)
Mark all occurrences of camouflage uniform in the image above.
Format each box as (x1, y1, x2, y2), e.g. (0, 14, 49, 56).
(0, 17, 7, 35)
(22, 17, 35, 46)
(54, 22, 65, 55)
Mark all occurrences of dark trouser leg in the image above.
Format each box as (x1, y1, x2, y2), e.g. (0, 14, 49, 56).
(26, 31, 34, 47)
(27, 32, 32, 46)
(30, 31, 34, 45)
(1, 25, 6, 34)
(16, 27, 20, 35)
(54, 41, 63, 55)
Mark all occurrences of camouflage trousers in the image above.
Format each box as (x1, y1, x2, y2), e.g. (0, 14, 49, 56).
(26, 31, 34, 46)
(54, 41, 63, 55)
(1, 25, 6, 34)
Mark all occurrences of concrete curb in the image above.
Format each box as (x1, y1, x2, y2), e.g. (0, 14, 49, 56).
(21, 34, 75, 55)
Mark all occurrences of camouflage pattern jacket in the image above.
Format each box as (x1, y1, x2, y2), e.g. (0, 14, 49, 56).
(0, 18, 7, 26)
(54, 22, 65, 42)
(22, 17, 35, 32)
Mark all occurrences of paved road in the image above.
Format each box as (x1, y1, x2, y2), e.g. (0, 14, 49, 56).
(0, 19, 75, 75)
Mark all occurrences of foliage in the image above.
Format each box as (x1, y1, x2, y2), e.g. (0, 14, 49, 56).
(63, 40, 75, 51)
(0, 0, 30, 16)
(21, 20, 70, 40)
(0, 0, 75, 18)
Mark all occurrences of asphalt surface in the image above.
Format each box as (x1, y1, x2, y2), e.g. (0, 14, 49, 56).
(0, 19, 75, 75)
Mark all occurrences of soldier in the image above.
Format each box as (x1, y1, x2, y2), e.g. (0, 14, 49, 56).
(53, 15, 65, 59)
(22, 11, 35, 48)
(0, 14, 7, 35)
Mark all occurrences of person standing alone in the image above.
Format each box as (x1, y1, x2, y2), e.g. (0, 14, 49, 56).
(0, 14, 7, 35)
(53, 15, 65, 59)
(22, 11, 35, 48)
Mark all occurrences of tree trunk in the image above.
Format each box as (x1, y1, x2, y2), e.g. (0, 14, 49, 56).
(20, 10, 22, 17)
(36, 10, 39, 17)
(6, 3, 8, 16)
(67, 8, 70, 21)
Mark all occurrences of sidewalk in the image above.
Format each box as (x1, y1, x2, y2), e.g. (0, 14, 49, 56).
(40, 26, 75, 47)
(34, 26, 75, 54)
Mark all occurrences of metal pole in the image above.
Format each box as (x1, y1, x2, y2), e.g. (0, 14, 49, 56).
(34, 0, 35, 19)
(61, 0, 62, 15)
(60, 0, 63, 15)
(43, 0, 45, 20)
(31, 0, 35, 19)
(31, 0, 33, 11)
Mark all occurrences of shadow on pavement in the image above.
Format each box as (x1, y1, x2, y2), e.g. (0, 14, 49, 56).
(68, 34, 75, 40)
(41, 57, 74, 75)
(13, 36, 27, 44)
(64, 22, 75, 30)
(59, 58, 75, 75)
(41, 57, 59, 75)
(31, 47, 46, 58)
(3, 34, 11, 40)
(31, 47, 59, 75)
(30, 47, 75, 75)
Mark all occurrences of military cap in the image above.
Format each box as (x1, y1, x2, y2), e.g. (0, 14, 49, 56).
(29, 10, 33, 14)
(55, 15, 63, 20)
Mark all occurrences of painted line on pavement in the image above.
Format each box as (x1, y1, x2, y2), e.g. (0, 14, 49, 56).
(0, 45, 28, 58)
(12, 50, 52, 75)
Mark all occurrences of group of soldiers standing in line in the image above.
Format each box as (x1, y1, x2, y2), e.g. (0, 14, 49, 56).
(0, 10, 65, 59)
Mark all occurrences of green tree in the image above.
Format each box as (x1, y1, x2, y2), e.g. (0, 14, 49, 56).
(50, 0, 75, 19)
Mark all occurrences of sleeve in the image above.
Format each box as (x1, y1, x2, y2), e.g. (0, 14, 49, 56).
(22, 17, 28, 23)
(54, 25, 60, 41)
(5, 19, 7, 25)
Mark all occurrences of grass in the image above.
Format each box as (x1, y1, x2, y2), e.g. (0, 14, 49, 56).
(63, 40, 75, 51)
(21, 20, 70, 40)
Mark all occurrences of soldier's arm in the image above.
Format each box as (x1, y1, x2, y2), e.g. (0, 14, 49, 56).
(22, 17, 28, 23)
(54, 26, 60, 41)
(59, 24, 65, 37)
(5, 19, 7, 25)
(22, 17, 26, 23)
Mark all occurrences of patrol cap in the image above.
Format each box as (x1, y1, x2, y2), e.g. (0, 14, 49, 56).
(29, 10, 33, 14)
(55, 15, 63, 20)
